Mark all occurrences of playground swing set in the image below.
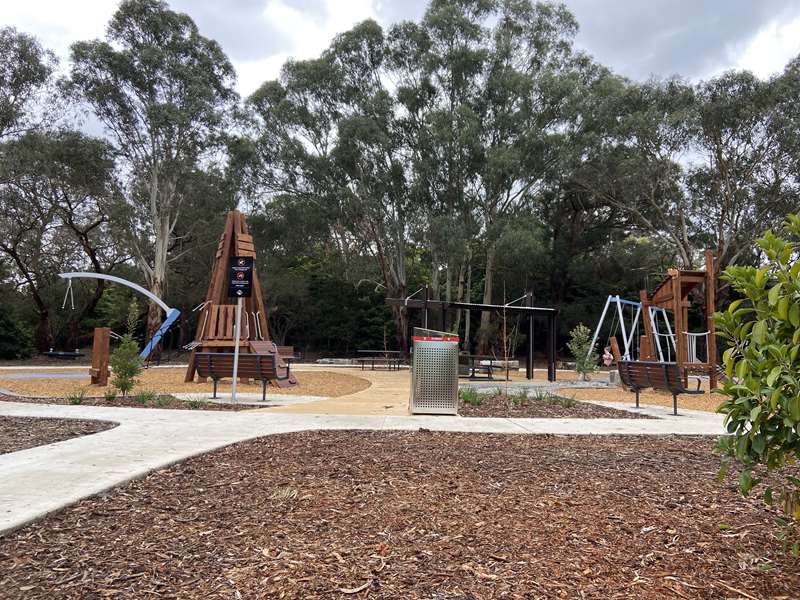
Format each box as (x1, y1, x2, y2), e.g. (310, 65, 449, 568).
(588, 249, 719, 390)
(53, 209, 296, 391)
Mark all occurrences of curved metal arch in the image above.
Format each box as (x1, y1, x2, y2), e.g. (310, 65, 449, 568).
(59, 272, 172, 314)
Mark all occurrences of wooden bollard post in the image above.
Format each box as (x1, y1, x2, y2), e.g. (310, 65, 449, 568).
(90, 327, 111, 386)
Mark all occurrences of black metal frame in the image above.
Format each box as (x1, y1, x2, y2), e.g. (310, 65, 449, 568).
(386, 289, 558, 382)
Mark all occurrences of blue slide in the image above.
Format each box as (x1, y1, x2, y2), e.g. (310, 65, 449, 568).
(140, 308, 182, 359)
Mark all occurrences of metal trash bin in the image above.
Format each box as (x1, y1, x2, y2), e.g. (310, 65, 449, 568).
(409, 328, 460, 415)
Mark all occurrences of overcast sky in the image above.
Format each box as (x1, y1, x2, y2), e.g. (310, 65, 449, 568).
(4, 0, 800, 97)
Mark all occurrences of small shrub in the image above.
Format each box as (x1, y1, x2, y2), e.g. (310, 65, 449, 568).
(66, 388, 87, 405)
(103, 389, 117, 403)
(459, 387, 482, 407)
(567, 324, 598, 381)
(133, 389, 157, 405)
(187, 398, 207, 410)
(109, 333, 142, 397)
(531, 389, 577, 408)
(156, 395, 174, 408)
(510, 388, 530, 407)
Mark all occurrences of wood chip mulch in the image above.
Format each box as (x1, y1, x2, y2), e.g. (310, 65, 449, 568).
(0, 393, 244, 411)
(1, 431, 798, 598)
(0, 416, 116, 455)
(460, 394, 653, 419)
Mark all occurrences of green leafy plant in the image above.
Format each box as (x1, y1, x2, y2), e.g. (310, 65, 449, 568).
(714, 214, 800, 528)
(187, 398, 207, 410)
(109, 301, 143, 398)
(66, 388, 87, 405)
(156, 395, 174, 408)
(103, 389, 117, 403)
(510, 388, 530, 407)
(459, 387, 482, 407)
(567, 324, 598, 381)
(133, 389, 157, 405)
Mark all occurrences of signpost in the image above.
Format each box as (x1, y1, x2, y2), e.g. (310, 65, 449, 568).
(228, 257, 253, 404)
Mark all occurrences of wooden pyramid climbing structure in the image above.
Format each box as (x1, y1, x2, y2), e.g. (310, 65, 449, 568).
(184, 210, 296, 387)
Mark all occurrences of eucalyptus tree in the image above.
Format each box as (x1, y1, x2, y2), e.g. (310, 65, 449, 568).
(69, 0, 238, 339)
(0, 131, 122, 349)
(248, 21, 420, 349)
(0, 26, 56, 140)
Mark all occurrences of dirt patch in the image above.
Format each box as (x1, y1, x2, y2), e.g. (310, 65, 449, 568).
(1, 431, 798, 599)
(460, 392, 653, 419)
(0, 368, 371, 399)
(0, 416, 115, 454)
(569, 386, 725, 413)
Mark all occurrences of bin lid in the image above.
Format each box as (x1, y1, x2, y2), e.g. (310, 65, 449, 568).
(412, 327, 459, 342)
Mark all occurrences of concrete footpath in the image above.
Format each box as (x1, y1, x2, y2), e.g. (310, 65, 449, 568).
(0, 400, 725, 537)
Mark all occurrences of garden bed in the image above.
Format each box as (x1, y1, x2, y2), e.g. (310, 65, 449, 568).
(1, 431, 797, 598)
(459, 389, 653, 419)
(0, 416, 116, 454)
(0, 392, 249, 411)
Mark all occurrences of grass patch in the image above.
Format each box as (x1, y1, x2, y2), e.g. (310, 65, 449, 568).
(458, 387, 482, 407)
(66, 388, 88, 405)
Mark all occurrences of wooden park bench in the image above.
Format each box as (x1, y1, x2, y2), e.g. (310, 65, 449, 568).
(618, 360, 704, 415)
(194, 351, 291, 401)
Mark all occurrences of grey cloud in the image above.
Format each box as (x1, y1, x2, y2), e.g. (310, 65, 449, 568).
(171, 0, 328, 61)
(565, 0, 800, 80)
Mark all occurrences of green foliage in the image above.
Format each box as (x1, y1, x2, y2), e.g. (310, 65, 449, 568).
(133, 389, 157, 405)
(458, 387, 482, 407)
(567, 324, 598, 381)
(103, 389, 117, 403)
(109, 333, 142, 397)
(0, 309, 34, 359)
(714, 214, 800, 520)
(187, 398, 207, 410)
(66, 388, 87, 405)
(156, 395, 174, 408)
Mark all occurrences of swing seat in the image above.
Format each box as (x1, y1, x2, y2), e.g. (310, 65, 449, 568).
(44, 351, 85, 360)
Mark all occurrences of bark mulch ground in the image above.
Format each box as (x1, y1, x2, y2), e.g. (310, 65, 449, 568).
(0, 392, 247, 412)
(460, 392, 654, 419)
(0, 416, 116, 455)
(1, 431, 798, 599)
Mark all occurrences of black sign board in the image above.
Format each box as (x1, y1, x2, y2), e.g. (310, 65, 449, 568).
(227, 256, 253, 298)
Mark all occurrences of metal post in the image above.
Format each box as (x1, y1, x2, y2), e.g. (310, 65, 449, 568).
(231, 297, 243, 406)
(527, 292, 534, 380)
(547, 313, 556, 382)
(423, 285, 429, 329)
(587, 295, 612, 360)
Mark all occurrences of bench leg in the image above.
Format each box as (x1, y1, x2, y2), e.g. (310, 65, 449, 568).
(672, 393, 678, 416)
(262, 380, 267, 403)
(212, 379, 218, 399)
(635, 389, 640, 409)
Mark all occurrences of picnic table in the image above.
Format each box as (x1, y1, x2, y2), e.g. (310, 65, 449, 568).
(459, 354, 510, 381)
(355, 350, 404, 371)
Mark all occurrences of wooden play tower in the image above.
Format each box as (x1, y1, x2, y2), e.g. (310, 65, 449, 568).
(184, 210, 295, 386)
(639, 250, 719, 388)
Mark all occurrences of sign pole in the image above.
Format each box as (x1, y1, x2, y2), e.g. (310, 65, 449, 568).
(231, 296, 243, 406)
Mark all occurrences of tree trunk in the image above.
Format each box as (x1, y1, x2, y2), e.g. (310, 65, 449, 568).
(35, 310, 53, 353)
(477, 243, 496, 354)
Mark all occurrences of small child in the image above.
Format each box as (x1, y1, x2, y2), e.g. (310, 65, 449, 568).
(602, 346, 614, 367)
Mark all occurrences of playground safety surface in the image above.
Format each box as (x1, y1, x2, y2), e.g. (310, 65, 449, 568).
(0, 416, 116, 455)
(1, 430, 797, 599)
